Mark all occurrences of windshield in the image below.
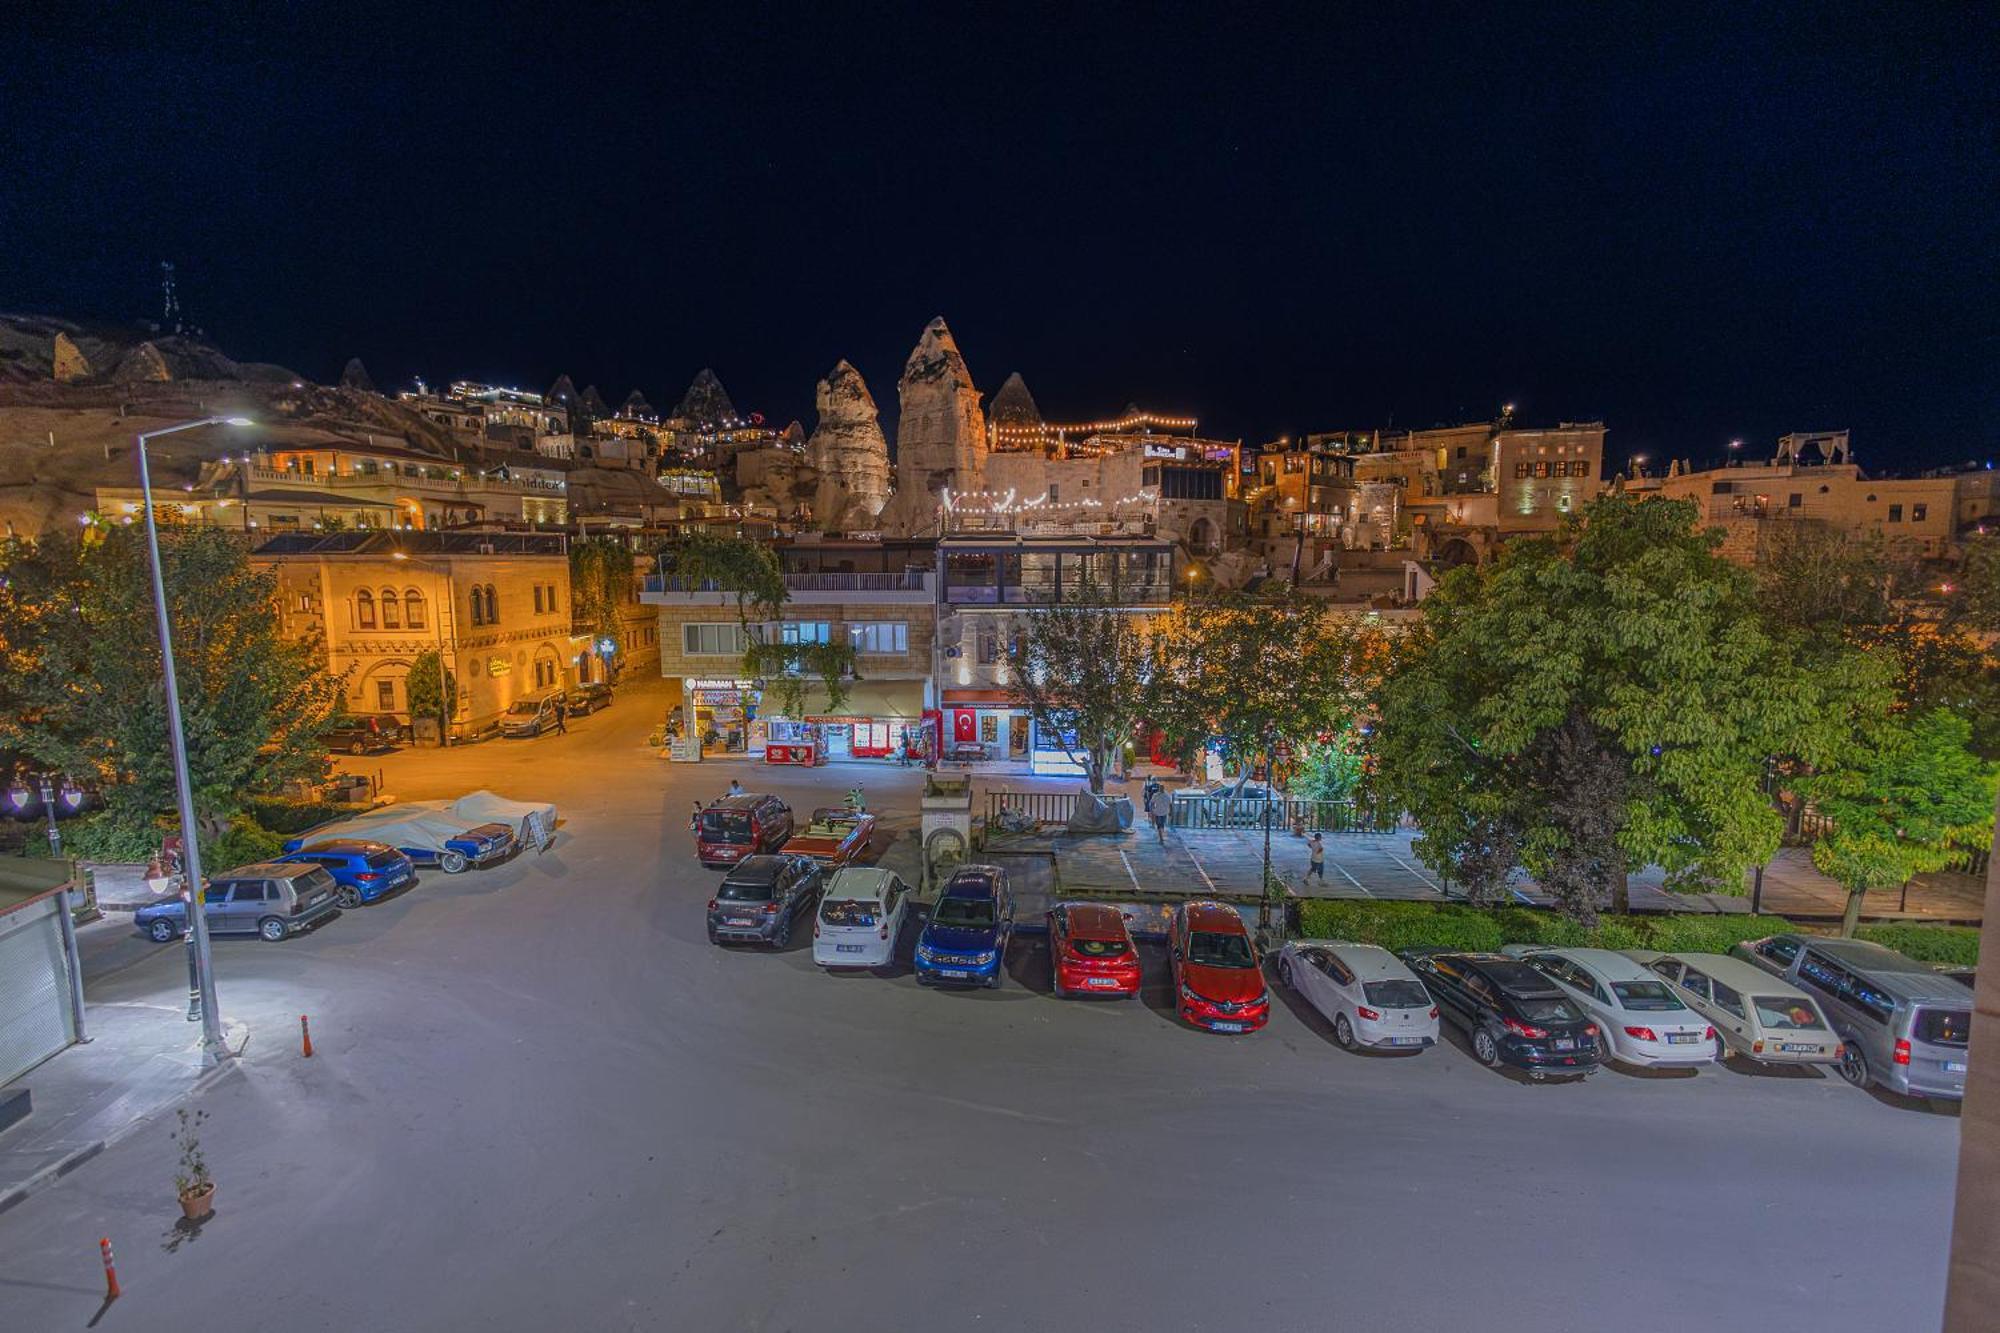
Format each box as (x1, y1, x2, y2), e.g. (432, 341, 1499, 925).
(1515, 996, 1583, 1024)
(700, 811, 753, 843)
(1914, 1008, 1971, 1047)
(717, 876, 775, 902)
(1364, 979, 1431, 1009)
(1189, 930, 1255, 968)
(507, 700, 543, 716)
(1611, 981, 1684, 1011)
(1753, 996, 1827, 1031)
(1071, 938, 1129, 958)
(933, 897, 996, 927)
(819, 899, 878, 927)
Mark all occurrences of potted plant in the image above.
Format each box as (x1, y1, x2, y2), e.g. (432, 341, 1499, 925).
(172, 1106, 214, 1220)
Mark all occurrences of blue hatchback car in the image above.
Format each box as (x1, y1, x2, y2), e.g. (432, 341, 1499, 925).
(277, 839, 417, 909)
(915, 865, 1014, 988)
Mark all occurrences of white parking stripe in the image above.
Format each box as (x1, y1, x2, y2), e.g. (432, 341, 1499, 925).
(1117, 848, 1143, 892)
(1387, 851, 1443, 893)
(1328, 857, 1372, 897)
(1181, 842, 1220, 896)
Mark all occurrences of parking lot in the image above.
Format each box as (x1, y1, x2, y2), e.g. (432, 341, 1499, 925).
(0, 686, 1965, 1331)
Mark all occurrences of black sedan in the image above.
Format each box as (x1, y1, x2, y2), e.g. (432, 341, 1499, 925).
(1399, 949, 1602, 1078)
(706, 854, 823, 948)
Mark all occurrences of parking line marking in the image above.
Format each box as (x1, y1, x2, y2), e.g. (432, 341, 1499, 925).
(1387, 851, 1444, 893)
(1117, 848, 1143, 892)
(1180, 842, 1220, 896)
(1329, 857, 1372, 897)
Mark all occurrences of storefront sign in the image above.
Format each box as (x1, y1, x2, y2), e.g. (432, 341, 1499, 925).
(692, 689, 742, 705)
(486, 658, 511, 677)
(687, 678, 755, 689)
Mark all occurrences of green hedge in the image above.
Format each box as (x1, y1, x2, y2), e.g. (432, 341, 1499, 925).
(61, 813, 168, 863)
(241, 797, 373, 835)
(203, 817, 287, 871)
(1855, 924, 1981, 967)
(1296, 899, 1782, 956)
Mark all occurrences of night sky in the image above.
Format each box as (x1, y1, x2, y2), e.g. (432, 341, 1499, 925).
(4, 4, 1993, 469)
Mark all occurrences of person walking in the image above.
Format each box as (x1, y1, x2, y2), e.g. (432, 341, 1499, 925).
(1307, 832, 1326, 881)
(727, 778, 744, 797)
(553, 697, 568, 734)
(1145, 783, 1173, 845)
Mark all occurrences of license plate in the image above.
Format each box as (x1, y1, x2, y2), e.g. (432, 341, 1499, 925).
(1385, 1036, 1423, 1046)
(1666, 1033, 1698, 1044)
(1946, 1061, 1968, 1073)
(726, 917, 753, 927)
(936, 968, 968, 978)
(1781, 1043, 1820, 1053)
(1210, 1021, 1245, 1033)
(1086, 977, 1120, 988)
(1553, 1038, 1575, 1051)
(835, 944, 866, 954)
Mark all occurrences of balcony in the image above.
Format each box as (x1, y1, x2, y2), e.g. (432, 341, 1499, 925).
(642, 569, 935, 606)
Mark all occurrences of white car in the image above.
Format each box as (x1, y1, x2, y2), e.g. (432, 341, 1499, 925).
(1500, 946, 1716, 1068)
(1275, 940, 1439, 1052)
(812, 867, 915, 969)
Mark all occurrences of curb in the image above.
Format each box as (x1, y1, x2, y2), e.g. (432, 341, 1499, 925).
(0, 1140, 105, 1216)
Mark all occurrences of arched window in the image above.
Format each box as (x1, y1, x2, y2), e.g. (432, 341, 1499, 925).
(404, 589, 426, 629)
(483, 585, 499, 623)
(355, 589, 376, 629)
(468, 588, 483, 627)
(380, 588, 401, 629)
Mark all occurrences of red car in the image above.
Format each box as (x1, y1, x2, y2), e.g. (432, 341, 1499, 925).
(1048, 902, 1142, 998)
(780, 808, 878, 866)
(1170, 901, 1269, 1033)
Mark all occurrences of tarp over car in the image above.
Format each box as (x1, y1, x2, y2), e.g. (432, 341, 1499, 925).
(444, 791, 557, 852)
(294, 805, 496, 857)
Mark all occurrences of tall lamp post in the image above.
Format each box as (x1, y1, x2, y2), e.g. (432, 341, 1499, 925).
(137, 415, 253, 1059)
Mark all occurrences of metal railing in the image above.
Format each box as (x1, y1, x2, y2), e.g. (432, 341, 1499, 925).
(985, 790, 1080, 827)
(645, 570, 931, 595)
(1170, 796, 1397, 833)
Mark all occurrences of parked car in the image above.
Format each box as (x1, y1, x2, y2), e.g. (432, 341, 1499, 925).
(323, 714, 400, 755)
(1501, 946, 1716, 1069)
(1169, 901, 1269, 1032)
(282, 816, 516, 875)
(133, 863, 341, 943)
(1048, 902, 1142, 999)
(915, 865, 1014, 988)
(707, 853, 822, 947)
(1276, 940, 1438, 1051)
(781, 808, 878, 867)
(1401, 950, 1601, 1077)
(276, 839, 417, 909)
(499, 693, 565, 739)
(1171, 781, 1279, 827)
(1628, 951, 1841, 1068)
(565, 682, 613, 715)
(1732, 934, 1972, 1098)
(694, 793, 794, 868)
(812, 867, 915, 969)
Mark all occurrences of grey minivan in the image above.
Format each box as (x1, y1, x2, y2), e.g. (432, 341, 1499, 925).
(1733, 934, 1973, 1100)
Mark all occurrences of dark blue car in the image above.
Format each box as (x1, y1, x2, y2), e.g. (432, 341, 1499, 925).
(277, 839, 417, 908)
(914, 865, 1014, 989)
(281, 821, 516, 875)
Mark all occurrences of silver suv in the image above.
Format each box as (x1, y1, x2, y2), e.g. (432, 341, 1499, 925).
(1733, 934, 1973, 1100)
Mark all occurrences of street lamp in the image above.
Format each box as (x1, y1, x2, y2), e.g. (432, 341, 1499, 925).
(137, 415, 252, 1060)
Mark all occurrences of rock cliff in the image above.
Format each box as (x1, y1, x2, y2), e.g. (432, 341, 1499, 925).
(805, 360, 892, 532)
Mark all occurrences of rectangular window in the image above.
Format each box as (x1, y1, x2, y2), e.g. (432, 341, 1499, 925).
(1888, 504, 1903, 523)
(375, 679, 396, 711)
(848, 622, 909, 655)
(1788, 493, 1803, 509)
(1913, 503, 1928, 522)
(1514, 462, 1529, 478)
(778, 621, 830, 645)
(533, 586, 545, 614)
(683, 622, 749, 655)
(977, 630, 998, 664)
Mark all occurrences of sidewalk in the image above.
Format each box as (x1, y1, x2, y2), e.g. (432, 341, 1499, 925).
(0, 1000, 245, 1214)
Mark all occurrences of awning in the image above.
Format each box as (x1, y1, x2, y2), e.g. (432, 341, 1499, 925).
(941, 689, 1016, 705)
(768, 680, 924, 719)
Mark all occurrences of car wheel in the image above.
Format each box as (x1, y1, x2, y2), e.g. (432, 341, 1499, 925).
(772, 914, 791, 949)
(336, 886, 361, 910)
(1278, 957, 1294, 989)
(439, 852, 468, 874)
(148, 917, 179, 943)
(1837, 1040, 1873, 1089)
(1334, 1013, 1357, 1051)
(1473, 1026, 1502, 1067)
(1713, 1031, 1732, 1065)
(258, 917, 286, 942)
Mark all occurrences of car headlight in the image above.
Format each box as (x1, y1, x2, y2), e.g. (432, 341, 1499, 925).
(1180, 982, 1202, 1004)
(914, 941, 936, 962)
(973, 949, 996, 963)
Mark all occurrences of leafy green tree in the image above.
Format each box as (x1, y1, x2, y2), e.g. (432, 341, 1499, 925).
(1289, 729, 1365, 803)
(405, 648, 458, 737)
(1808, 708, 1996, 936)
(0, 525, 341, 838)
(568, 536, 635, 655)
(658, 533, 856, 714)
(1004, 581, 1151, 793)
(1374, 496, 1861, 919)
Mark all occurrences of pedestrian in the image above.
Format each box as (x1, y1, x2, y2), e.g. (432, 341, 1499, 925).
(1145, 782, 1172, 845)
(1307, 832, 1325, 880)
(727, 778, 744, 797)
(554, 698, 568, 734)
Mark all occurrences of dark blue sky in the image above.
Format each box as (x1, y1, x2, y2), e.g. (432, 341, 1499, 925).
(4, 3, 1993, 469)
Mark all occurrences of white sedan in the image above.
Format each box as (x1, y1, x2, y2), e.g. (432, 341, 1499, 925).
(812, 867, 915, 970)
(1500, 946, 1717, 1068)
(1275, 940, 1439, 1052)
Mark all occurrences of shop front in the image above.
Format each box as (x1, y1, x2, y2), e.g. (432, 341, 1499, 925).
(759, 681, 928, 765)
(682, 677, 763, 756)
(941, 690, 1031, 764)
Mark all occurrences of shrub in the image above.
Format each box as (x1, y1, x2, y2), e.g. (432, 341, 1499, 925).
(241, 797, 372, 835)
(1855, 924, 1981, 967)
(61, 812, 168, 863)
(1292, 898, 1795, 957)
(202, 817, 286, 871)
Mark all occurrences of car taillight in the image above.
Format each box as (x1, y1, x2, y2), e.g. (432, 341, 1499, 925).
(706, 899, 718, 911)
(1894, 1038, 1911, 1066)
(1428, 1006, 1439, 1019)
(1704, 1026, 1716, 1040)
(1753, 1039, 1765, 1054)
(1502, 1016, 1547, 1039)
(356, 872, 379, 882)
(1357, 1006, 1381, 1021)
(762, 902, 779, 914)
(1584, 1024, 1598, 1038)
(1624, 1026, 1658, 1042)
(879, 921, 889, 940)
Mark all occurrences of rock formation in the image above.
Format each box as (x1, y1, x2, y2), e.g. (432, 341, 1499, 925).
(339, 357, 375, 393)
(113, 341, 173, 383)
(880, 317, 984, 536)
(580, 384, 610, 419)
(545, 374, 578, 408)
(805, 360, 893, 533)
(51, 332, 92, 383)
(619, 389, 656, 419)
(674, 368, 737, 425)
(987, 371, 1043, 443)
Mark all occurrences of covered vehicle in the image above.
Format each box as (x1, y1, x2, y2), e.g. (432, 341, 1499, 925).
(781, 808, 877, 866)
(445, 791, 558, 852)
(282, 805, 518, 874)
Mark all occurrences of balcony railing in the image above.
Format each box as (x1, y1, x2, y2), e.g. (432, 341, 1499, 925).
(644, 570, 933, 596)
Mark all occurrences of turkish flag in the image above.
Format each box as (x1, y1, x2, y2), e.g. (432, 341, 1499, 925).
(954, 709, 977, 742)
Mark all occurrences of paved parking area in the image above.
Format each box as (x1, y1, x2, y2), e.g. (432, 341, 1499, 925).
(0, 694, 1962, 1331)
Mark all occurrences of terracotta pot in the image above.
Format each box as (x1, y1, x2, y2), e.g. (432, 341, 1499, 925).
(178, 1181, 215, 1221)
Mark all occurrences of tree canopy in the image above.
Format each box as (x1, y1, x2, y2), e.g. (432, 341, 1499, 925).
(658, 532, 856, 713)
(1004, 581, 1151, 793)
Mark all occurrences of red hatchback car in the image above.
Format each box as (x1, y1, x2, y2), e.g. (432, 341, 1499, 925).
(1170, 901, 1270, 1033)
(1048, 902, 1142, 998)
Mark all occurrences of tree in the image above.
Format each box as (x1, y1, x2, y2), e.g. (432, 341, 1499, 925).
(1289, 729, 1365, 803)
(1004, 581, 1150, 794)
(1808, 709, 1996, 936)
(569, 536, 635, 658)
(658, 533, 856, 714)
(404, 648, 458, 737)
(1374, 496, 1860, 919)
(0, 524, 341, 838)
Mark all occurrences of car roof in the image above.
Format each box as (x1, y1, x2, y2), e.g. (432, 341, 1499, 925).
(824, 867, 897, 898)
(1294, 939, 1410, 981)
(293, 839, 391, 855)
(1518, 947, 1662, 984)
(1183, 901, 1247, 933)
(723, 854, 786, 881)
(711, 794, 772, 811)
(219, 861, 317, 879)
(1462, 956, 1564, 996)
(1792, 938, 1976, 1003)
(1060, 903, 1131, 938)
(1652, 950, 1811, 993)
(941, 865, 1005, 896)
